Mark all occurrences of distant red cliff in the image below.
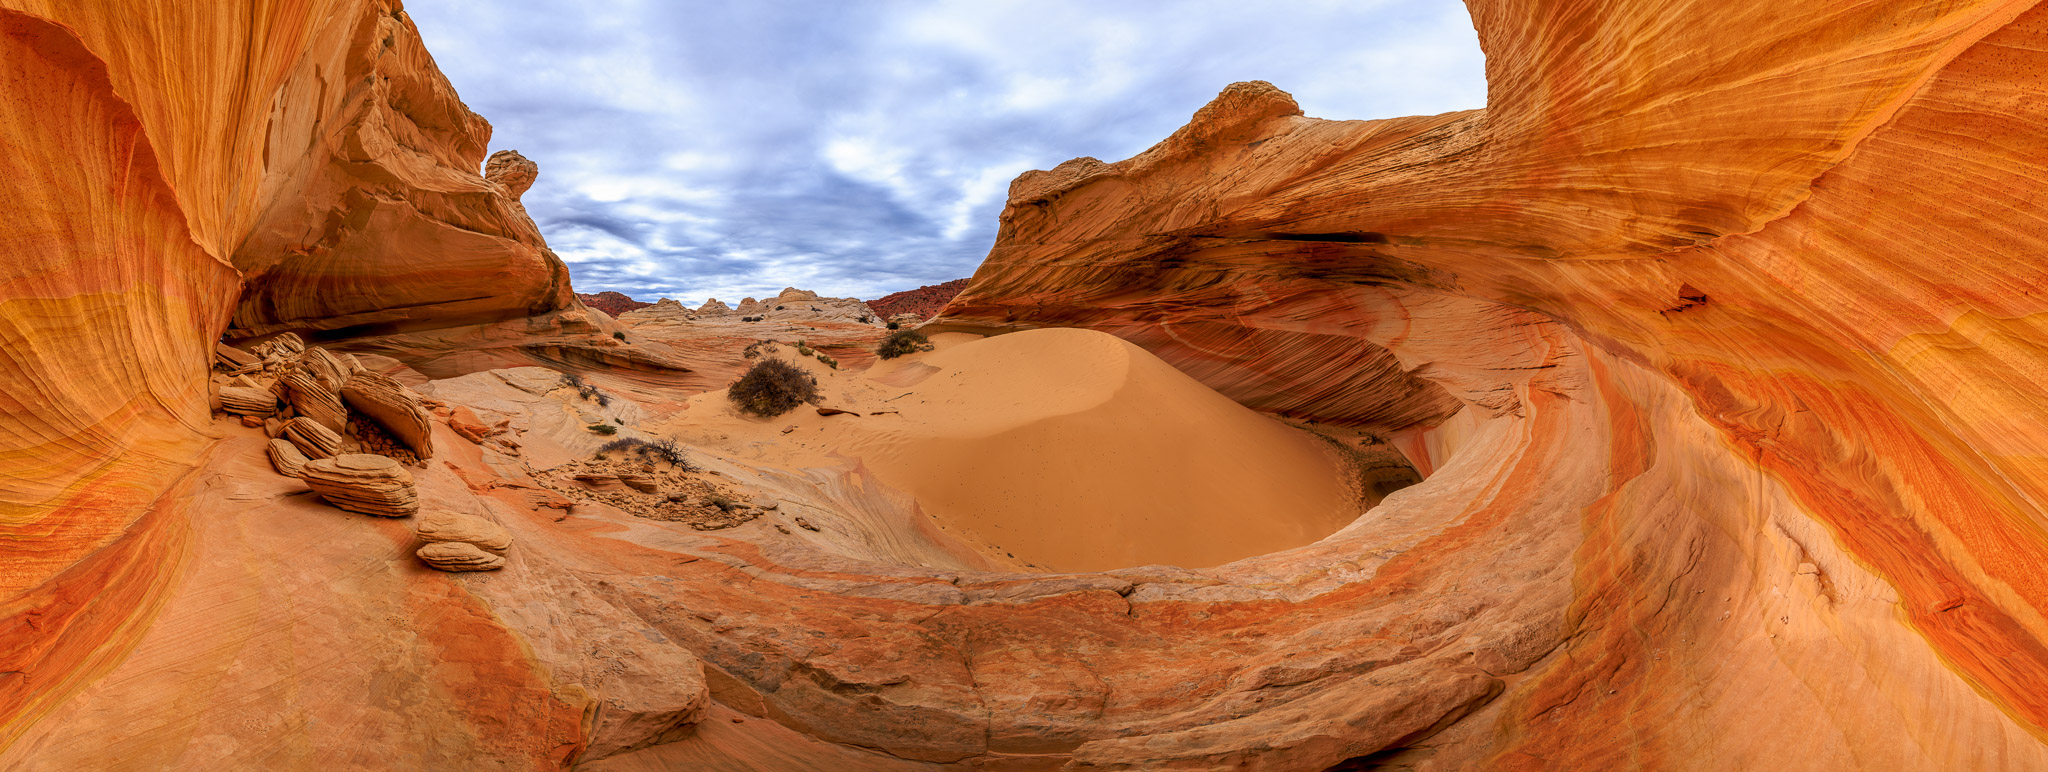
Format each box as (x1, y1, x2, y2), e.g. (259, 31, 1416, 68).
(577, 291, 654, 316)
(866, 278, 968, 320)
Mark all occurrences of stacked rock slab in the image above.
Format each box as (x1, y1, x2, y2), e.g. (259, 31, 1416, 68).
(277, 370, 347, 432)
(415, 542, 503, 572)
(300, 454, 419, 518)
(340, 371, 434, 460)
(413, 511, 512, 572)
(415, 512, 512, 553)
(217, 386, 276, 417)
(266, 439, 310, 478)
(282, 416, 344, 459)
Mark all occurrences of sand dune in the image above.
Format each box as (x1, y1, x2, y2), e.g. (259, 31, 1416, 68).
(671, 328, 1360, 572)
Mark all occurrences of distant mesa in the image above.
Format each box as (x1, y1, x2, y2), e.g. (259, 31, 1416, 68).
(638, 287, 882, 326)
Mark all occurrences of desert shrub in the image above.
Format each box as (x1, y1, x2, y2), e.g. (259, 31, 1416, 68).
(727, 358, 818, 417)
(815, 353, 838, 369)
(875, 329, 935, 360)
(859, 315, 872, 324)
(742, 339, 778, 359)
(886, 321, 900, 330)
(795, 340, 814, 356)
(596, 437, 697, 470)
(775, 305, 786, 311)
(612, 331, 626, 340)
(560, 372, 612, 406)
(588, 423, 618, 435)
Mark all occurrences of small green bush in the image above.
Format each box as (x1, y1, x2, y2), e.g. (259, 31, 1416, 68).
(875, 329, 935, 360)
(816, 353, 838, 369)
(588, 423, 618, 435)
(612, 331, 626, 340)
(886, 321, 900, 330)
(727, 358, 818, 417)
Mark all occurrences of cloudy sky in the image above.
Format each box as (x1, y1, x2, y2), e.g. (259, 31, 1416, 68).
(407, 1, 1485, 305)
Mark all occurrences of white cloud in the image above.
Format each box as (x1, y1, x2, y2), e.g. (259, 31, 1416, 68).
(405, 0, 1486, 300)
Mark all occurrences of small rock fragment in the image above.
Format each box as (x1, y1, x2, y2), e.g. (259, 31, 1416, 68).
(620, 474, 659, 494)
(795, 517, 819, 532)
(239, 415, 265, 428)
(574, 473, 628, 493)
(214, 342, 259, 369)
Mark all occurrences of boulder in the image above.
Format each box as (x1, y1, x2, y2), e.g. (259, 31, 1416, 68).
(416, 541, 505, 571)
(414, 511, 513, 554)
(300, 454, 419, 518)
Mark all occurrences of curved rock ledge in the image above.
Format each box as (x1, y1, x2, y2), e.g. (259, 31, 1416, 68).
(2, 0, 2046, 769)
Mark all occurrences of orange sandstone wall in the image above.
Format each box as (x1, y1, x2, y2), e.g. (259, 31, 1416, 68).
(938, 0, 2048, 763)
(0, 0, 573, 749)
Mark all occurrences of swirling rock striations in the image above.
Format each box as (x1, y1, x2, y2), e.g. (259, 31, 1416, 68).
(935, 0, 2048, 766)
(0, 1, 596, 758)
(5, 0, 2048, 769)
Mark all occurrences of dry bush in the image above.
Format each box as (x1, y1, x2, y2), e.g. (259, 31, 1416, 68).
(728, 358, 818, 417)
(596, 437, 697, 471)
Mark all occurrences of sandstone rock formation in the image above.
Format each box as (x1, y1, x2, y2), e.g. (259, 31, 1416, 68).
(266, 438, 310, 478)
(301, 454, 419, 518)
(278, 370, 349, 432)
(923, 5, 2048, 764)
(218, 386, 278, 417)
(484, 149, 538, 200)
(415, 541, 505, 571)
(282, 416, 345, 460)
(6, 0, 2048, 769)
(665, 286, 881, 326)
(414, 511, 513, 554)
(867, 277, 968, 321)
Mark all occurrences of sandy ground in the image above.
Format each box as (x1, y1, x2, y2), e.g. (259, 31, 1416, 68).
(649, 327, 1361, 572)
